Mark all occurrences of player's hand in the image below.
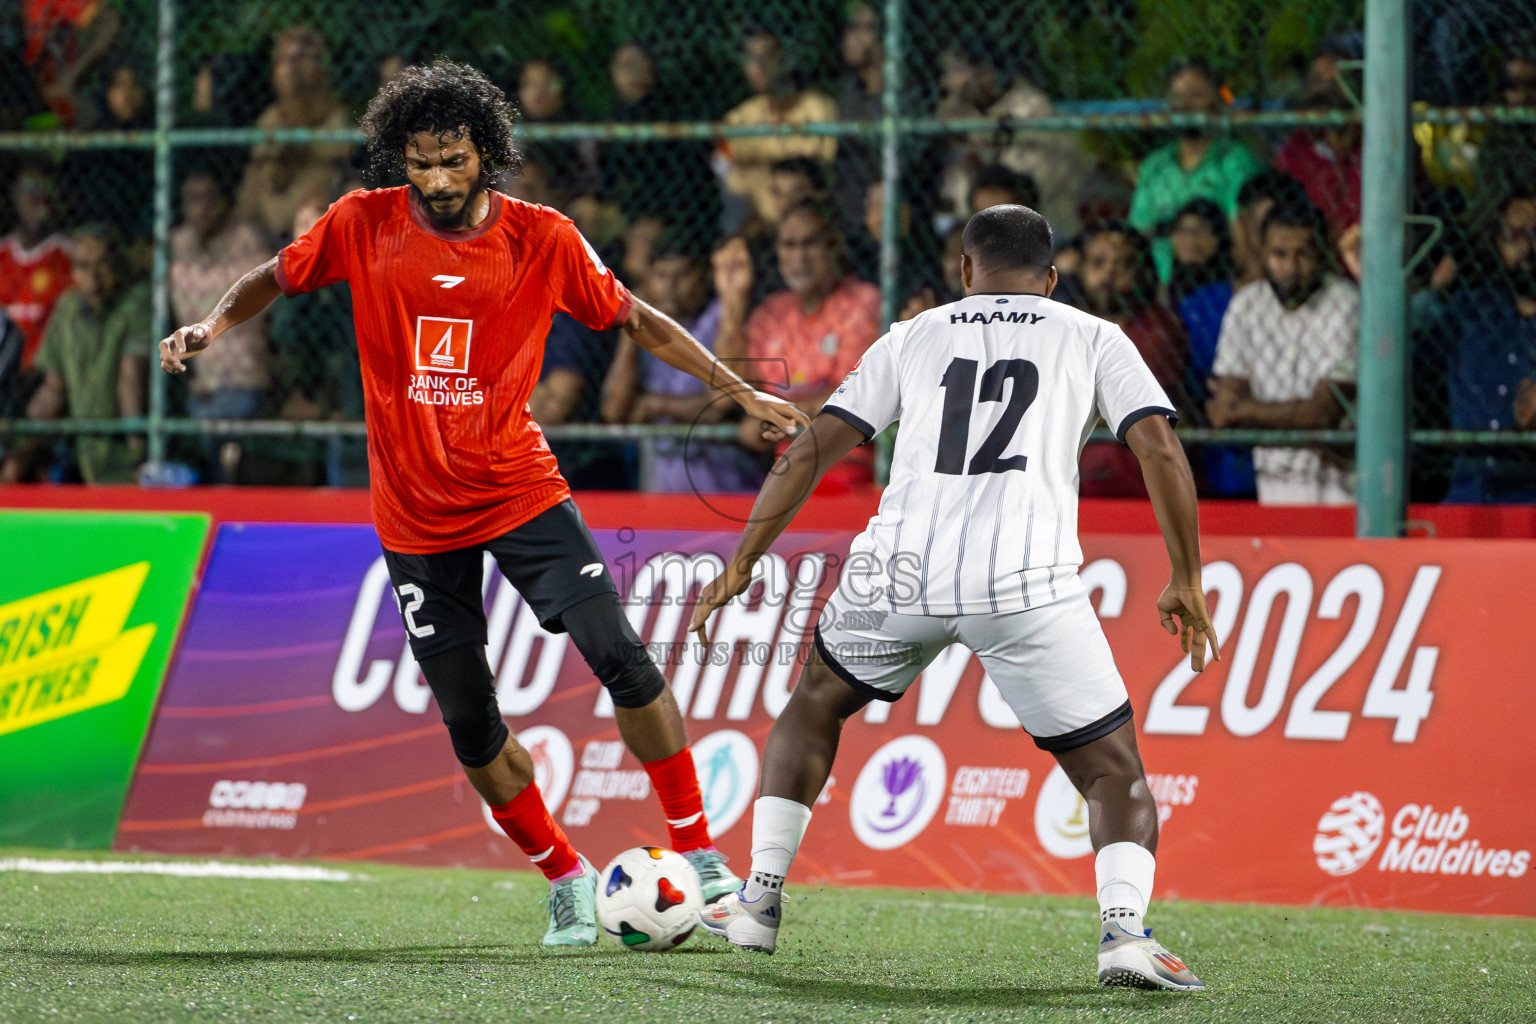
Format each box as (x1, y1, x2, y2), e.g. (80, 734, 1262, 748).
(689, 557, 758, 646)
(1157, 581, 1221, 672)
(159, 323, 213, 374)
(734, 389, 811, 444)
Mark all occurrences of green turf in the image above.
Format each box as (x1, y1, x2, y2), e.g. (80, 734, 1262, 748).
(1, 849, 1531, 1023)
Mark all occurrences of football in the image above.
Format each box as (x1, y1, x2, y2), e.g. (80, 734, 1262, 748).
(595, 846, 704, 952)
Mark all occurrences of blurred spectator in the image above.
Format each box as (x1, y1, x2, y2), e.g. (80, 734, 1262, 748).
(726, 201, 880, 492)
(836, 2, 884, 122)
(858, 179, 942, 317)
(169, 168, 274, 433)
(968, 165, 1039, 214)
(830, 2, 884, 234)
(64, 64, 154, 253)
(604, 41, 717, 234)
(234, 26, 352, 244)
(531, 312, 627, 489)
(1276, 96, 1361, 241)
(1470, 53, 1536, 229)
(265, 199, 363, 486)
(718, 28, 837, 231)
(934, 39, 1094, 238)
(1438, 191, 1536, 502)
(2, 225, 147, 484)
(521, 57, 601, 199)
(1231, 170, 1308, 288)
(21, 0, 121, 127)
(504, 149, 565, 211)
(600, 235, 765, 494)
(1072, 220, 1191, 497)
(1208, 200, 1358, 505)
(0, 162, 73, 370)
(1128, 59, 1264, 282)
(1164, 198, 1254, 497)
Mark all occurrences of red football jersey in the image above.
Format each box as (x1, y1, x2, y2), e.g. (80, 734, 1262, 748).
(0, 233, 73, 369)
(276, 187, 632, 553)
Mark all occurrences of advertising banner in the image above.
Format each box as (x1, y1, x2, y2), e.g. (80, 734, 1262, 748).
(0, 510, 208, 847)
(118, 522, 1534, 916)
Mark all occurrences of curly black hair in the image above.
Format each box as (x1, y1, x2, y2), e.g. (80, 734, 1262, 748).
(359, 58, 521, 185)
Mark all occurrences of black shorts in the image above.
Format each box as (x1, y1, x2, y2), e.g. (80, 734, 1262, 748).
(381, 499, 616, 661)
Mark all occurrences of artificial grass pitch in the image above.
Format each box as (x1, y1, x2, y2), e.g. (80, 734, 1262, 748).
(2, 849, 1530, 1024)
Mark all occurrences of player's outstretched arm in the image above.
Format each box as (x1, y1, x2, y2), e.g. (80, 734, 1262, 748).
(1125, 414, 1221, 672)
(624, 296, 809, 441)
(689, 412, 865, 644)
(159, 256, 283, 374)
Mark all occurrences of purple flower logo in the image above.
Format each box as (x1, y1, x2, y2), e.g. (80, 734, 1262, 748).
(882, 756, 923, 817)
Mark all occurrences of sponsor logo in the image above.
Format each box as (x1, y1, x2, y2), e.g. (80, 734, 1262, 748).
(1034, 765, 1092, 859)
(945, 765, 1030, 828)
(0, 563, 156, 737)
(432, 275, 465, 288)
(690, 729, 759, 837)
(1314, 792, 1385, 876)
(413, 316, 473, 373)
(1315, 794, 1530, 879)
(850, 735, 946, 850)
(203, 780, 307, 830)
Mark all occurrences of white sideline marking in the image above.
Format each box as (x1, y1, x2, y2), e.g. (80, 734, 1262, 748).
(0, 858, 356, 881)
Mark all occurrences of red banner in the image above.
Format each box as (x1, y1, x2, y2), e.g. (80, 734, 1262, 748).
(118, 525, 1535, 916)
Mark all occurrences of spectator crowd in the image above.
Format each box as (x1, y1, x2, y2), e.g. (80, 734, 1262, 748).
(1, 2, 1533, 503)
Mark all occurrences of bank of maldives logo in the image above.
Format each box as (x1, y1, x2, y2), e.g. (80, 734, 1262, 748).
(480, 726, 573, 836)
(1314, 791, 1386, 876)
(1034, 765, 1093, 859)
(415, 316, 473, 373)
(850, 735, 946, 850)
(691, 730, 759, 836)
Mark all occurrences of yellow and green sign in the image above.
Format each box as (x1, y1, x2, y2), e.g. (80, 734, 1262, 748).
(0, 511, 207, 848)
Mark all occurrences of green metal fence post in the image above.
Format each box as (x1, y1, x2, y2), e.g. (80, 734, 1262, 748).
(147, 0, 176, 468)
(878, 0, 904, 331)
(1357, 0, 1410, 537)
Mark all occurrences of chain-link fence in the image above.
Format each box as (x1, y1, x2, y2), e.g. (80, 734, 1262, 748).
(0, 0, 1533, 510)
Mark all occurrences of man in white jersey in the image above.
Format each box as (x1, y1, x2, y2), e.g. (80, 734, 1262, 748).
(689, 205, 1220, 991)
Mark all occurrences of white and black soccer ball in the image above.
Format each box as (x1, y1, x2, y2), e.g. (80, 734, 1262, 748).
(595, 845, 703, 952)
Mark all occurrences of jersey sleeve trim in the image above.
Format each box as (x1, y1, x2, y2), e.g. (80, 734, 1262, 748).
(610, 287, 633, 329)
(821, 403, 876, 443)
(1114, 406, 1178, 445)
(274, 250, 299, 297)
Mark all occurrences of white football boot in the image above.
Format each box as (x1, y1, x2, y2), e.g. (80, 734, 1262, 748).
(698, 887, 784, 954)
(1097, 920, 1204, 990)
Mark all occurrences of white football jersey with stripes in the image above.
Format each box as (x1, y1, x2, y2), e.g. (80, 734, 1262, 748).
(822, 292, 1174, 616)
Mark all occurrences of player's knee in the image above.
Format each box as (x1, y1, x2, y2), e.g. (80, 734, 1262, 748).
(560, 594, 666, 709)
(417, 644, 509, 768)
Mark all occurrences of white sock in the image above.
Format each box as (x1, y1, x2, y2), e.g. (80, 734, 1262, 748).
(743, 796, 812, 900)
(1096, 841, 1155, 926)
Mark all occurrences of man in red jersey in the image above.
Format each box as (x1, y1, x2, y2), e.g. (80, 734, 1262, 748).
(159, 60, 808, 947)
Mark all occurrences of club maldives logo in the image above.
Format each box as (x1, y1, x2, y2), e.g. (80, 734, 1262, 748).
(1314, 791, 1386, 876)
(850, 735, 946, 850)
(1033, 765, 1093, 859)
(0, 562, 156, 736)
(690, 729, 758, 836)
(1315, 792, 1529, 879)
(480, 726, 573, 835)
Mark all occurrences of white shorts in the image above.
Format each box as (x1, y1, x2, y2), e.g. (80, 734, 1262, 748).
(814, 586, 1131, 750)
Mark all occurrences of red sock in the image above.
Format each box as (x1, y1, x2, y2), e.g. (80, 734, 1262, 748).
(643, 747, 713, 853)
(489, 783, 581, 881)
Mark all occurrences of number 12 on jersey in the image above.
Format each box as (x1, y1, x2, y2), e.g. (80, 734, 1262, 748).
(934, 357, 1040, 475)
